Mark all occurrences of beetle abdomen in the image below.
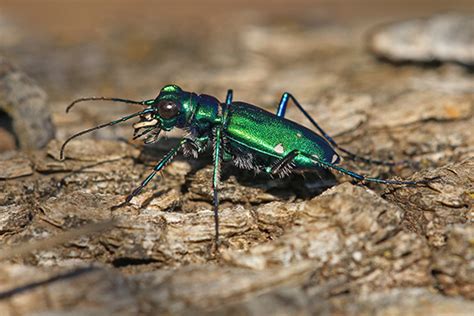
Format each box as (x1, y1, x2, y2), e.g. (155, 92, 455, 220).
(225, 102, 340, 170)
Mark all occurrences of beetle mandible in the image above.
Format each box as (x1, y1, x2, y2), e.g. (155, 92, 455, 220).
(61, 84, 430, 246)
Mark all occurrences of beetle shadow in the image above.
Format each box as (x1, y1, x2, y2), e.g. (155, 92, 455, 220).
(138, 138, 338, 202)
(224, 165, 337, 200)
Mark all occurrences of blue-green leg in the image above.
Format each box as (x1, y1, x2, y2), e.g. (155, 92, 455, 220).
(276, 93, 408, 167)
(276, 93, 290, 117)
(220, 89, 233, 163)
(212, 126, 223, 246)
(225, 89, 233, 105)
(299, 152, 430, 185)
(125, 138, 191, 203)
(266, 149, 429, 184)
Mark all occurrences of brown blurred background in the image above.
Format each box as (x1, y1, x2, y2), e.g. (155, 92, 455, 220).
(1, 0, 474, 98)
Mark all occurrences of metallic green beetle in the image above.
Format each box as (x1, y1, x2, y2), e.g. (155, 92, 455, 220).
(61, 84, 428, 245)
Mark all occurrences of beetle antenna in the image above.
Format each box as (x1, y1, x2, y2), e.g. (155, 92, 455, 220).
(66, 97, 150, 113)
(60, 108, 154, 160)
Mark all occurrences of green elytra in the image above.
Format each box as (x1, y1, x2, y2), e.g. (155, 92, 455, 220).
(61, 84, 430, 246)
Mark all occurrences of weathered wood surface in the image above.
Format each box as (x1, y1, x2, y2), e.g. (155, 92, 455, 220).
(0, 4, 473, 315)
(369, 13, 474, 65)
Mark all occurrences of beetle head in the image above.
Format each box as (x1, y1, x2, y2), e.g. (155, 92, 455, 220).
(132, 84, 196, 143)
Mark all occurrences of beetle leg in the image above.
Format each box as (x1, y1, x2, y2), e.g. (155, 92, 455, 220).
(212, 126, 223, 248)
(123, 138, 193, 203)
(276, 92, 291, 117)
(300, 152, 432, 185)
(266, 150, 299, 177)
(275, 93, 412, 167)
(225, 89, 233, 105)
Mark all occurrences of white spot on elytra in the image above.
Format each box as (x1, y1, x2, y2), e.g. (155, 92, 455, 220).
(274, 143, 284, 154)
(296, 133, 302, 138)
(331, 154, 339, 164)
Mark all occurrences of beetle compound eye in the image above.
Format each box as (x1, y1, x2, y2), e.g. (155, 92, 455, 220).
(157, 100, 180, 119)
